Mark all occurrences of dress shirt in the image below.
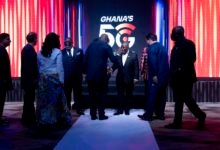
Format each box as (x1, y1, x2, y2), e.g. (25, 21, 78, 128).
(122, 50, 129, 66)
(67, 47, 74, 57)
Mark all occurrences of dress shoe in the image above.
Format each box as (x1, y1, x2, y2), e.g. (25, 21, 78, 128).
(197, 113, 206, 129)
(113, 111, 123, 116)
(125, 111, 130, 115)
(76, 110, 85, 115)
(99, 115, 108, 120)
(164, 123, 182, 129)
(91, 116, 98, 120)
(137, 115, 153, 121)
(153, 115, 165, 120)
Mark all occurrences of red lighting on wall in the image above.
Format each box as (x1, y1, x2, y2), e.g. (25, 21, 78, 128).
(168, 0, 220, 77)
(0, 0, 64, 77)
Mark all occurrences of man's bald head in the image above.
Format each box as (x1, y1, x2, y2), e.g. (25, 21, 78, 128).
(100, 34, 109, 43)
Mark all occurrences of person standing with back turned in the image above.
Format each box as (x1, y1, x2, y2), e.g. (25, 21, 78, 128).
(138, 33, 169, 121)
(85, 34, 118, 120)
(21, 32, 38, 126)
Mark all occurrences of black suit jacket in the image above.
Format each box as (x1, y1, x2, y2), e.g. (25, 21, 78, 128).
(62, 47, 84, 83)
(85, 39, 118, 82)
(21, 44, 38, 89)
(0, 45, 13, 90)
(170, 38, 197, 85)
(113, 50, 139, 85)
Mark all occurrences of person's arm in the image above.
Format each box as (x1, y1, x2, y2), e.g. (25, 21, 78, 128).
(83, 46, 89, 75)
(148, 45, 159, 83)
(106, 45, 118, 65)
(134, 53, 139, 81)
(158, 45, 169, 85)
(188, 40, 196, 63)
(79, 48, 84, 74)
(56, 51, 64, 84)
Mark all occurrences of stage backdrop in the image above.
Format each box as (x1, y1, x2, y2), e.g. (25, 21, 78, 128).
(82, 0, 155, 57)
(1, 0, 220, 78)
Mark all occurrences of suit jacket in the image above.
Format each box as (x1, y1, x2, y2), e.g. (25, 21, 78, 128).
(62, 47, 84, 83)
(21, 44, 38, 89)
(113, 50, 139, 86)
(170, 38, 197, 85)
(85, 39, 118, 82)
(148, 42, 169, 86)
(0, 45, 13, 90)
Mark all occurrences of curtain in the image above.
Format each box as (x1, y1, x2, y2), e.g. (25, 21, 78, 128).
(168, 0, 220, 77)
(0, 0, 65, 77)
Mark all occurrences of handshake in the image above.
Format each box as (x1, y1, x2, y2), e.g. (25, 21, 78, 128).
(107, 66, 113, 76)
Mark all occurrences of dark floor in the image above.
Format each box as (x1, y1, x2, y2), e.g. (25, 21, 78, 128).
(0, 102, 220, 150)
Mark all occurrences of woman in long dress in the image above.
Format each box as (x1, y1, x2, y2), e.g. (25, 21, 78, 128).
(37, 33, 72, 129)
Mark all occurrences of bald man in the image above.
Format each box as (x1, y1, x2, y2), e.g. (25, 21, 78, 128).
(85, 34, 118, 120)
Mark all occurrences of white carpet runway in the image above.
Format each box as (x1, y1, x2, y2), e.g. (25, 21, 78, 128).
(54, 109, 159, 150)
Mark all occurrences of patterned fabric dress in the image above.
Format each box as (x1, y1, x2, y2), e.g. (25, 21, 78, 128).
(37, 74, 72, 126)
(140, 47, 148, 80)
(37, 48, 72, 128)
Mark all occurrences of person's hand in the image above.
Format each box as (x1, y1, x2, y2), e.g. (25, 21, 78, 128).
(141, 74, 146, 80)
(107, 67, 113, 75)
(133, 79, 139, 84)
(153, 76, 158, 84)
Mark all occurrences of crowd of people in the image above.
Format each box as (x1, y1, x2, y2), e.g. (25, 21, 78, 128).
(0, 26, 206, 130)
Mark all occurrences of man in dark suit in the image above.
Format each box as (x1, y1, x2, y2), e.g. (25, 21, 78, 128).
(62, 37, 84, 115)
(112, 41, 139, 115)
(138, 33, 169, 121)
(85, 34, 118, 120)
(0, 33, 13, 127)
(165, 26, 206, 129)
(21, 32, 38, 126)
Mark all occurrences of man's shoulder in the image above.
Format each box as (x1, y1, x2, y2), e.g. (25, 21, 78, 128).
(0, 46, 5, 52)
(128, 50, 138, 58)
(0, 46, 5, 57)
(129, 50, 137, 54)
(184, 38, 195, 45)
(74, 47, 83, 52)
(22, 44, 34, 52)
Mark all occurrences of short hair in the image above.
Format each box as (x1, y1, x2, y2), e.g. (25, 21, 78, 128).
(145, 32, 157, 41)
(0, 33, 9, 43)
(172, 26, 184, 38)
(26, 32, 37, 43)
